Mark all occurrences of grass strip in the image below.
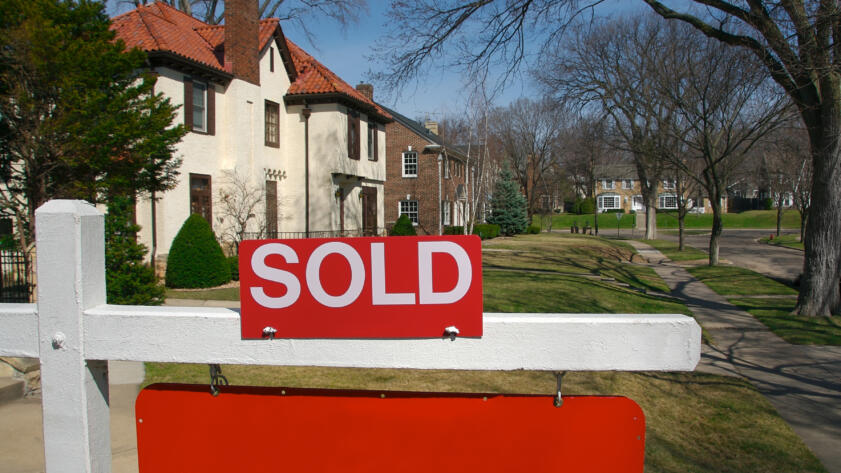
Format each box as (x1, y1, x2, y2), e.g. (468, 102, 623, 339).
(759, 234, 804, 251)
(643, 239, 708, 262)
(729, 297, 841, 346)
(687, 265, 797, 296)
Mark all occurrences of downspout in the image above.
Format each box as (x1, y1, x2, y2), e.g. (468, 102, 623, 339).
(302, 105, 311, 237)
(437, 153, 443, 235)
(151, 191, 157, 269)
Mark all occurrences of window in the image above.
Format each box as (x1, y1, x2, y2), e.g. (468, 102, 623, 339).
(266, 180, 277, 237)
(663, 180, 676, 190)
(598, 194, 620, 210)
(602, 179, 615, 190)
(269, 46, 274, 72)
(622, 179, 634, 189)
(659, 194, 678, 209)
(189, 174, 212, 224)
(399, 200, 418, 224)
(443, 157, 450, 179)
(265, 101, 279, 147)
(367, 123, 378, 161)
(402, 151, 418, 177)
(347, 110, 360, 159)
(184, 78, 214, 135)
(442, 201, 451, 225)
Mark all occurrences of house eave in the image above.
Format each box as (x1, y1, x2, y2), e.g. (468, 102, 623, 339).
(284, 93, 392, 124)
(148, 51, 234, 85)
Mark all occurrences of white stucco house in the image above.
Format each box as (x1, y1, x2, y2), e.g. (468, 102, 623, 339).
(111, 0, 391, 268)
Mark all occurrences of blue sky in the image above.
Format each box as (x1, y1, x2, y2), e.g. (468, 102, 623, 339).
(107, 0, 649, 121)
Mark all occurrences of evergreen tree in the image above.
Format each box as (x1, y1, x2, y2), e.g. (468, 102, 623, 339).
(390, 214, 417, 236)
(0, 0, 185, 251)
(105, 196, 165, 305)
(488, 166, 528, 236)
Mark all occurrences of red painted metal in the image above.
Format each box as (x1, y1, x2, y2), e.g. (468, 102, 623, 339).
(239, 235, 483, 338)
(136, 384, 645, 472)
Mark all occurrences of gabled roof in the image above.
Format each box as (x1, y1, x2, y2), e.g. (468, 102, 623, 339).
(381, 105, 466, 160)
(111, 2, 389, 121)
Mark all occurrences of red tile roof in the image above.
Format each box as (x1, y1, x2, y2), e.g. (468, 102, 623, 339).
(111, 2, 389, 119)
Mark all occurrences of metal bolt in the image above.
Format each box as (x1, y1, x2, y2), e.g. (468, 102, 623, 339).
(444, 325, 460, 341)
(51, 332, 65, 349)
(262, 326, 278, 339)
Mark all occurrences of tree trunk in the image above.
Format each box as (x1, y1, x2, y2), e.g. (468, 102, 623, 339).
(708, 193, 722, 266)
(795, 120, 841, 316)
(644, 193, 657, 240)
(776, 199, 783, 237)
(799, 210, 807, 245)
(678, 212, 685, 251)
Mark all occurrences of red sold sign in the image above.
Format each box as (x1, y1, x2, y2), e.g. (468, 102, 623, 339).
(239, 235, 482, 339)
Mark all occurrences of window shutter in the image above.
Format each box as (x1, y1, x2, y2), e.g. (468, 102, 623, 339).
(207, 84, 215, 135)
(184, 78, 194, 131)
(347, 111, 353, 158)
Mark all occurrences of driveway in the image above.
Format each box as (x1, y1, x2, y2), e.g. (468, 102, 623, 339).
(660, 229, 804, 283)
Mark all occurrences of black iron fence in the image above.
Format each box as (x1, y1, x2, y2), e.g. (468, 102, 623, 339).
(243, 228, 388, 240)
(0, 249, 33, 303)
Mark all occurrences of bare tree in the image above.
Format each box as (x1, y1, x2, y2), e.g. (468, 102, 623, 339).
(127, 0, 366, 38)
(539, 17, 684, 239)
(489, 97, 566, 220)
(758, 124, 812, 241)
(658, 33, 792, 265)
(215, 170, 265, 254)
(377, 0, 841, 316)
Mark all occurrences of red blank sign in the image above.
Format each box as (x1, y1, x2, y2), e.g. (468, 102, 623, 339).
(136, 384, 645, 473)
(239, 235, 483, 339)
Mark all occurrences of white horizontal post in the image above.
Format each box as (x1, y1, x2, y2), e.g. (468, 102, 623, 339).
(0, 304, 38, 358)
(83, 306, 700, 371)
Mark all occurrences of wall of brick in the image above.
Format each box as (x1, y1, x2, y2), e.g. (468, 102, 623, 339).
(384, 122, 469, 235)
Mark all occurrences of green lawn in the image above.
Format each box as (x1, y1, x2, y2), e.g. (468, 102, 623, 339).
(167, 286, 239, 301)
(643, 239, 708, 262)
(729, 297, 841, 345)
(759, 233, 804, 251)
(541, 210, 802, 231)
(687, 266, 797, 296)
(151, 232, 826, 472)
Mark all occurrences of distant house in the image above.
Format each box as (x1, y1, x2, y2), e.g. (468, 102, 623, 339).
(111, 0, 391, 269)
(593, 164, 724, 214)
(382, 107, 472, 234)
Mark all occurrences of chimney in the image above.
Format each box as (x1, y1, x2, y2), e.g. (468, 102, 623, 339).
(356, 83, 374, 101)
(226, 0, 260, 85)
(424, 120, 438, 135)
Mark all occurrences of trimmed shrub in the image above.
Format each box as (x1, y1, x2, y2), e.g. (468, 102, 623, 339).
(227, 256, 239, 281)
(166, 214, 231, 288)
(443, 226, 464, 235)
(764, 197, 774, 210)
(574, 197, 595, 215)
(390, 214, 417, 236)
(105, 196, 165, 305)
(526, 224, 541, 234)
(472, 223, 500, 239)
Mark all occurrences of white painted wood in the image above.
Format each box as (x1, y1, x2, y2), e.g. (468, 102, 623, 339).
(0, 304, 38, 357)
(83, 307, 701, 371)
(35, 200, 111, 473)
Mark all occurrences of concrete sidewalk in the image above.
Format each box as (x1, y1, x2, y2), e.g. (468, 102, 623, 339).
(628, 240, 841, 473)
(0, 361, 143, 473)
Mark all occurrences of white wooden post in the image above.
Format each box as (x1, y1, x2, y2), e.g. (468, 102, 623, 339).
(0, 199, 703, 473)
(36, 200, 110, 473)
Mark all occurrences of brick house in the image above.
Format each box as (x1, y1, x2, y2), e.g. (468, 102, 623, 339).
(381, 106, 471, 235)
(111, 1, 391, 268)
(594, 164, 724, 213)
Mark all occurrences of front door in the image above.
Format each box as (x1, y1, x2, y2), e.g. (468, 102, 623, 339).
(361, 186, 377, 236)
